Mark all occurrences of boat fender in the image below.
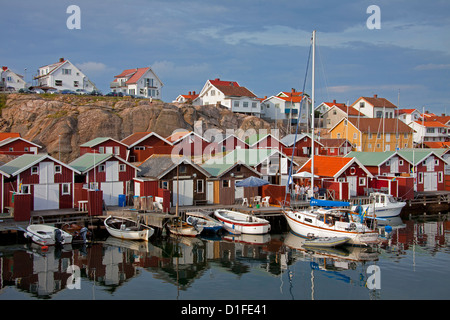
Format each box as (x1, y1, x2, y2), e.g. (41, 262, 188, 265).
(80, 227, 88, 243)
(385, 225, 393, 233)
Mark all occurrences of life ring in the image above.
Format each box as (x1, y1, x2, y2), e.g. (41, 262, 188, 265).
(349, 167, 356, 175)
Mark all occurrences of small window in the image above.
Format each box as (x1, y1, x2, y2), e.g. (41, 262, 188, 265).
(399, 160, 404, 165)
(21, 184, 30, 194)
(114, 146, 120, 155)
(418, 172, 423, 184)
(196, 180, 204, 193)
(9, 147, 13, 152)
(99, 147, 104, 153)
(62, 183, 71, 195)
(55, 80, 62, 86)
(31, 166, 39, 174)
(99, 165, 105, 172)
(439, 172, 443, 183)
(119, 164, 126, 172)
(24, 147, 29, 152)
(222, 180, 230, 188)
(160, 181, 168, 189)
(179, 165, 187, 174)
(55, 165, 62, 174)
(359, 177, 366, 186)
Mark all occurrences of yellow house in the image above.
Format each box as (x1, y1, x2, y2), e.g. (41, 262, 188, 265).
(328, 117, 414, 152)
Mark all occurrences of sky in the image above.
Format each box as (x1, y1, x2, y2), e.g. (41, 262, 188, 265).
(1, 0, 450, 114)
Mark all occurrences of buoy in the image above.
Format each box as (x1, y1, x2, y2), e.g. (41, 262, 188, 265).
(41, 245, 49, 251)
(385, 225, 392, 233)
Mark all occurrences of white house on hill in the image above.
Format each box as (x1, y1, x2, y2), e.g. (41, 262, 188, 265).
(110, 67, 163, 99)
(0, 66, 27, 92)
(35, 58, 98, 92)
(193, 78, 261, 116)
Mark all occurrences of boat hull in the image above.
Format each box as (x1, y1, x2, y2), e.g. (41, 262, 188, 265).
(356, 203, 406, 218)
(284, 210, 378, 246)
(168, 223, 202, 237)
(214, 209, 270, 235)
(104, 216, 154, 241)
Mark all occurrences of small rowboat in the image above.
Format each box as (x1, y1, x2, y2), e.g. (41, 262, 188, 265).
(186, 213, 223, 234)
(104, 215, 154, 241)
(303, 236, 350, 248)
(168, 218, 203, 237)
(214, 209, 270, 235)
(24, 224, 73, 246)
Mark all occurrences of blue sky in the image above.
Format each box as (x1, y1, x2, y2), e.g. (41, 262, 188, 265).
(2, 0, 449, 114)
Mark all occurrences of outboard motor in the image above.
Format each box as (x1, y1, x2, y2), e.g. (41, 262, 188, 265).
(79, 227, 88, 243)
(54, 229, 64, 246)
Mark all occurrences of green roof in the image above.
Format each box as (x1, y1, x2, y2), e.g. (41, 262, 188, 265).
(69, 153, 112, 173)
(0, 154, 48, 176)
(200, 162, 234, 177)
(345, 151, 396, 166)
(396, 150, 438, 165)
(79, 137, 112, 147)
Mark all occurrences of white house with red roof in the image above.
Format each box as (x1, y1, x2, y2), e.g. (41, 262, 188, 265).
(397, 108, 421, 124)
(408, 120, 449, 145)
(351, 94, 397, 118)
(1, 66, 27, 92)
(35, 58, 98, 92)
(173, 91, 199, 103)
(319, 101, 365, 129)
(193, 78, 261, 115)
(110, 67, 163, 99)
(261, 89, 311, 125)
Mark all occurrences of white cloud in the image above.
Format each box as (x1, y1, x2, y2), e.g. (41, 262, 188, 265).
(414, 63, 450, 71)
(328, 84, 425, 94)
(76, 62, 109, 74)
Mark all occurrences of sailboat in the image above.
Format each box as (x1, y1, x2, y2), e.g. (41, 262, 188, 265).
(282, 31, 379, 246)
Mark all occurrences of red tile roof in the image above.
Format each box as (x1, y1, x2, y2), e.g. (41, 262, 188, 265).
(114, 67, 150, 84)
(0, 132, 20, 142)
(121, 132, 152, 146)
(352, 95, 397, 109)
(413, 120, 448, 128)
(209, 79, 239, 87)
(299, 155, 353, 178)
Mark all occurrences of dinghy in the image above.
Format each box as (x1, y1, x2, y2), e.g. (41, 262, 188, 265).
(167, 217, 203, 237)
(186, 212, 223, 234)
(214, 209, 270, 234)
(104, 215, 154, 241)
(24, 224, 73, 246)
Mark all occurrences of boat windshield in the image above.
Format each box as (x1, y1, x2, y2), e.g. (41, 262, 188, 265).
(388, 195, 397, 203)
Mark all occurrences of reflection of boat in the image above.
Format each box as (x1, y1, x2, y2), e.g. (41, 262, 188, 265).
(214, 209, 270, 234)
(24, 224, 73, 246)
(352, 192, 406, 218)
(168, 218, 203, 237)
(186, 213, 223, 234)
(304, 236, 350, 248)
(223, 233, 271, 245)
(104, 215, 154, 241)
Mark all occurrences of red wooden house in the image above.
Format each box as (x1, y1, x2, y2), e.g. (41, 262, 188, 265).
(0, 154, 81, 213)
(298, 155, 373, 198)
(167, 130, 209, 159)
(79, 137, 128, 160)
(69, 153, 139, 206)
(121, 132, 173, 163)
(0, 133, 42, 156)
(280, 133, 324, 157)
(319, 138, 352, 156)
(247, 133, 284, 150)
(203, 133, 249, 157)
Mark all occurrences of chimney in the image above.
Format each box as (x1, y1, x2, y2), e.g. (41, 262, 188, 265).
(59, 58, 65, 62)
(333, 99, 336, 104)
(292, 88, 296, 93)
(215, 78, 220, 81)
(188, 91, 191, 95)
(193, 91, 196, 95)
(373, 94, 378, 98)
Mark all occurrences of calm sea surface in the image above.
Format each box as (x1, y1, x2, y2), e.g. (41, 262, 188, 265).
(0, 214, 449, 301)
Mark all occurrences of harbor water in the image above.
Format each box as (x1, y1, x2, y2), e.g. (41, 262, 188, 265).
(0, 214, 449, 301)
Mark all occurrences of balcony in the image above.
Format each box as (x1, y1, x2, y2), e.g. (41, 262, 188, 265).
(110, 81, 125, 88)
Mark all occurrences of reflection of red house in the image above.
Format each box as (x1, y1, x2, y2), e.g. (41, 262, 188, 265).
(0, 133, 42, 156)
(168, 130, 209, 158)
(121, 132, 173, 163)
(298, 155, 373, 198)
(79, 137, 128, 160)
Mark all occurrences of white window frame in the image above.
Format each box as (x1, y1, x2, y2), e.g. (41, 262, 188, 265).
(62, 183, 71, 195)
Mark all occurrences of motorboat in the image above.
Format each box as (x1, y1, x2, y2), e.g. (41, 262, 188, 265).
(104, 215, 154, 241)
(283, 202, 379, 246)
(352, 192, 406, 218)
(61, 223, 91, 243)
(186, 213, 223, 234)
(24, 224, 73, 246)
(213, 209, 271, 234)
(168, 217, 203, 237)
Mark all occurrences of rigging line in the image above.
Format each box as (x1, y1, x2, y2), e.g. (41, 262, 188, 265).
(316, 41, 330, 103)
(284, 42, 312, 207)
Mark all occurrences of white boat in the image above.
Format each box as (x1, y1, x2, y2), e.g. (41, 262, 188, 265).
(214, 209, 271, 234)
(186, 214, 223, 234)
(352, 192, 406, 218)
(24, 224, 73, 246)
(168, 218, 203, 237)
(304, 236, 350, 248)
(283, 206, 379, 246)
(104, 215, 154, 241)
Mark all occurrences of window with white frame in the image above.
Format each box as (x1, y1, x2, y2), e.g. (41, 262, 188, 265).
(359, 177, 366, 186)
(418, 172, 423, 183)
(55, 165, 62, 174)
(439, 172, 443, 183)
(62, 183, 71, 195)
(21, 184, 30, 194)
(99, 165, 105, 172)
(31, 166, 38, 174)
(196, 180, 204, 193)
(119, 164, 126, 172)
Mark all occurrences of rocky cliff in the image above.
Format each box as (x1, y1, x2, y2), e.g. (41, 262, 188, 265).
(0, 94, 276, 163)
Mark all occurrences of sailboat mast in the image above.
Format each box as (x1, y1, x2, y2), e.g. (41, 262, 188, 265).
(311, 30, 316, 194)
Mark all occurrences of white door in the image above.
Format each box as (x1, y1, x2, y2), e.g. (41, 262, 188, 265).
(101, 181, 123, 206)
(134, 181, 141, 197)
(39, 162, 54, 184)
(234, 180, 244, 201)
(105, 161, 119, 182)
(207, 181, 214, 204)
(172, 180, 194, 206)
(105, 147, 113, 154)
(390, 157, 399, 174)
(34, 184, 59, 210)
(346, 176, 358, 197)
(424, 172, 438, 191)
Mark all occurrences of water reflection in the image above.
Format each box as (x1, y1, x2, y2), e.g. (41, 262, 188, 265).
(0, 216, 448, 299)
